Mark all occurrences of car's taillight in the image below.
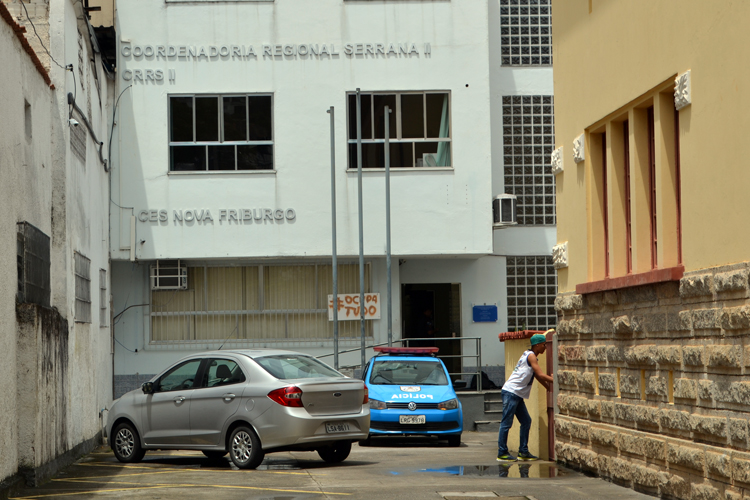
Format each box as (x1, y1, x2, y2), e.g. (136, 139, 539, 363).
(267, 386, 304, 407)
(363, 385, 369, 404)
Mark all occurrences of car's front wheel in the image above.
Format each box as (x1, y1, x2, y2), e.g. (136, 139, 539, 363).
(112, 422, 146, 463)
(228, 426, 264, 469)
(317, 441, 352, 463)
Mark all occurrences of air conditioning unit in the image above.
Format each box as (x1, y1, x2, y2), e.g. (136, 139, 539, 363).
(150, 260, 188, 290)
(492, 194, 518, 228)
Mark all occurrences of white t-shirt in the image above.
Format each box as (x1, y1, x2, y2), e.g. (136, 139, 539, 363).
(503, 350, 535, 399)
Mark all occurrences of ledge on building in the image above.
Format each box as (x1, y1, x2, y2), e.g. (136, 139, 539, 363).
(575, 265, 684, 295)
(497, 329, 548, 342)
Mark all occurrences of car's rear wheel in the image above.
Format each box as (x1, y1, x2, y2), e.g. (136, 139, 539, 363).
(317, 441, 352, 463)
(202, 450, 228, 460)
(447, 434, 461, 447)
(228, 426, 264, 469)
(112, 422, 146, 463)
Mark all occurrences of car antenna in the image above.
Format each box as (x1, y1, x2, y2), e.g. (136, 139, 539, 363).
(218, 324, 239, 350)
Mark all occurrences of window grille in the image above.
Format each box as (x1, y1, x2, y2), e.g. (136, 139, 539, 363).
(169, 94, 273, 171)
(100, 269, 108, 326)
(500, 0, 552, 66)
(74, 252, 92, 323)
(502, 95, 555, 225)
(347, 91, 451, 169)
(16, 222, 51, 307)
(506, 256, 557, 331)
(150, 263, 373, 347)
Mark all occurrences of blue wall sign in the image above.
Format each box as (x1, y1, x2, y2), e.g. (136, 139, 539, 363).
(472, 305, 498, 323)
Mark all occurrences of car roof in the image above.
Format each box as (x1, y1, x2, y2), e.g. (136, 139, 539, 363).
(176, 349, 318, 361)
(372, 355, 444, 363)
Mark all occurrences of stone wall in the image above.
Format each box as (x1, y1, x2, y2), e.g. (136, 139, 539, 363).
(554, 263, 750, 500)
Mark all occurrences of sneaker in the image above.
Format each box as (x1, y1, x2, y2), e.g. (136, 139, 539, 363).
(496, 453, 517, 462)
(517, 452, 539, 461)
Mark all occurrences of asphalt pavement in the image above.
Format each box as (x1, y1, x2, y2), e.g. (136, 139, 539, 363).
(8, 432, 653, 500)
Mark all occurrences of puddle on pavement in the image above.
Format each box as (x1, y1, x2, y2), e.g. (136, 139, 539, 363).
(413, 463, 575, 478)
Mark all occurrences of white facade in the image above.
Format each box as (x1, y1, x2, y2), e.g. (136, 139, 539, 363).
(110, 0, 555, 392)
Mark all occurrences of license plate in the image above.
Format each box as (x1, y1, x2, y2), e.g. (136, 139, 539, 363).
(399, 415, 426, 424)
(325, 422, 351, 433)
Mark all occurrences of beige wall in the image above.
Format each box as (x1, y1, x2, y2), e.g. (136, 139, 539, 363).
(553, 0, 750, 293)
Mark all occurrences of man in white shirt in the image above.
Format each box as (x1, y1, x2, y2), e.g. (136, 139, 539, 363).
(497, 333, 554, 461)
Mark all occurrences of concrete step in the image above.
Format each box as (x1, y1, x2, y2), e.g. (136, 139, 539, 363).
(474, 420, 501, 432)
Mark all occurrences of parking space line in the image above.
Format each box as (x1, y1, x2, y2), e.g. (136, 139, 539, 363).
(9, 485, 182, 499)
(75, 462, 323, 476)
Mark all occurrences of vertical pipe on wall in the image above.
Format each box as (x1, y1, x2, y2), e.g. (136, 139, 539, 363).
(356, 89, 366, 370)
(384, 105, 392, 346)
(328, 106, 339, 369)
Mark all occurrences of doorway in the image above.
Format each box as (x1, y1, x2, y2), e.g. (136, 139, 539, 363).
(401, 283, 462, 378)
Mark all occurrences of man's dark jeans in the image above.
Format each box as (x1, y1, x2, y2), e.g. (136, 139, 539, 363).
(497, 390, 531, 456)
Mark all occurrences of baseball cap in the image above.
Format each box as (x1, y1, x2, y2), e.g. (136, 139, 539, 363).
(530, 333, 547, 346)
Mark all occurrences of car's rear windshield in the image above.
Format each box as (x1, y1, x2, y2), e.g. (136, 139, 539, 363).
(369, 360, 448, 386)
(255, 355, 343, 380)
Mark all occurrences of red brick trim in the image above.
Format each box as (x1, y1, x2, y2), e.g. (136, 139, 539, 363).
(497, 329, 547, 342)
(575, 265, 684, 295)
(0, 2, 54, 89)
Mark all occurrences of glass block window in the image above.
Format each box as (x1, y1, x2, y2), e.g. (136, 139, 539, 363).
(500, 0, 552, 66)
(502, 95, 555, 225)
(506, 256, 557, 331)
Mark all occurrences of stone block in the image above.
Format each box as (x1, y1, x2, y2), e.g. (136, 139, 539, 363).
(698, 380, 714, 400)
(636, 405, 660, 428)
(608, 457, 634, 481)
(599, 373, 616, 392)
(674, 378, 697, 400)
(731, 451, 750, 484)
(601, 401, 615, 420)
(612, 315, 633, 335)
(643, 312, 668, 334)
(670, 310, 693, 331)
(615, 402, 637, 425)
(590, 427, 617, 447)
(619, 432, 642, 456)
(558, 318, 583, 336)
(557, 394, 570, 414)
(691, 483, 722, 500)
(655, 346, 682, 365)
(662, 473, 691, 499)
(555, 294, 583, 312)
(657, 281, 681, 299)
(745, 346, 750, 366)
(680, 274, 713, 298)
(558, 370, 579, 388)
(668, 443, 705, 471)
(585, 345, 607, 362)
(661, 409, 692, 432)
(633, 465, 660, 488)
(579, 371, 596, 392)
(603, 291, 618, 305)
(625, 345, 657, 365)
(730, 419, 748, 446)
(587, 400, 601, 420)
(606, 346, 625, 362)
(714, 269, 749, 294)
(690, 415, 727, 439)
(706, 345, 742, 368)
(620, 374, 641, 396)
(725, 491, 742, 500)
(586, 292, 604, 309)
(693, 309, 721, 330)
(683, 346, 705, 366)
(721, 306, 750, 330)
(730, 381, 750, 405)
(706, 450, 731, 478)
(555, 418, 570, 437)
(564, 346, 585, 362)
(558, 345, 566, 362)
(578, 448, 599, 470)
(569, 421, 590, 441)
(647, 376, 668, 398)
(568, 395, 589, 415)
(617, 285, 657, 305)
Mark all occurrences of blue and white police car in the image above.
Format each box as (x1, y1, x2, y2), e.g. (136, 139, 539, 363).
(361, 347, 463, 447)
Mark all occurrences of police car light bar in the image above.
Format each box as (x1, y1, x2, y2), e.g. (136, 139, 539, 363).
(373, 346, 439, 355)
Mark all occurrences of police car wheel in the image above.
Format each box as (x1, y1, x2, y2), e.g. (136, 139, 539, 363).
(447, 435, 461, 447)
(317, 441, 352, 463)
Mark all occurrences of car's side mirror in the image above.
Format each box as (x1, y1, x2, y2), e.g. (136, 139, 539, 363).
(141, 381, 154, 395)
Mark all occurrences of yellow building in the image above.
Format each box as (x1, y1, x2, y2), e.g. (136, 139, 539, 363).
(552, 2, 750, 499)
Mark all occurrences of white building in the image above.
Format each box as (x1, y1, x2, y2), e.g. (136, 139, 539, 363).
(110, 0, 556, 396)
(1, 0, 113, 487)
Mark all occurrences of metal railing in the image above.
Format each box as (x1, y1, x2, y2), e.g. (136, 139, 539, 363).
(316, 336, 486, 392)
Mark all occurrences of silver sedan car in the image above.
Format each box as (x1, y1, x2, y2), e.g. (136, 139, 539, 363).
(106, 349, 370, 469)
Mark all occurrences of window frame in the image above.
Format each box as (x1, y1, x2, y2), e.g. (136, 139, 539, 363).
(156, 359, 203, 392)
(168, 93, 275, 173)
(346, 90, 452, 170)
(74, 251, 92, 324)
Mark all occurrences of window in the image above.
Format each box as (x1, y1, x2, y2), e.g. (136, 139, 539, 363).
(150, 263, 373, 345)
(347, 91, 451, 169)
(255, 355, 342, 380)
(100, 269, 108, 326)
(74, 252, 91, 323)
(203, 359, 246, 387)
(169, 94, 273, 171)
(369, 360, 448, 386)
(17, 222, 51, 307)
(500, 0, 552, 66)
(506, 256, 557, 331)
(502, 95, 556, 225)
(157, 359, 202, 392)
